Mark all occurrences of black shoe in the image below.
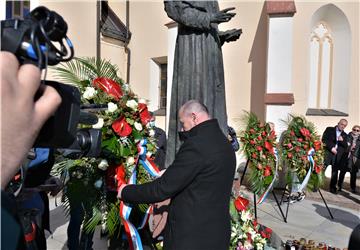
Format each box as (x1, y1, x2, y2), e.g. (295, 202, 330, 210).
(338, 187, 342, 192)
(330, 188, 337, 194)
(351, 189, 357, 194)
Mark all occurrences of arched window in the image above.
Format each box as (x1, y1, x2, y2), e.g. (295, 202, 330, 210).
(307, 4, 351, 116)
(308, 22, 333, 109)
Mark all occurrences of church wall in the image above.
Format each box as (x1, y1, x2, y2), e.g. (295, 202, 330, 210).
(292, 1, 359, 134)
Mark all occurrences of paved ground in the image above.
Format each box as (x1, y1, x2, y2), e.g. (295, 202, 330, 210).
(46, 175, 360, 250)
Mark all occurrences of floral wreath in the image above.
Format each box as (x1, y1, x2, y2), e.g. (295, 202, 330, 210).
(240, 112, 277, 200)
(280, 115, 324, 191)
(230, 195, 272, 250)
(53, 57, 159, 236)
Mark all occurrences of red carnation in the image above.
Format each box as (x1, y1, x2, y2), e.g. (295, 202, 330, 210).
(264, 141, 273, 152)
(257, 135, 262, 140)
(249, 128, 255, 134)
(234, 196, 249, 211)
(257, 164, 263, 170)
(295, 146, 300, 152)
(298, 138, 303, 142)
(287, 143, 293, 148)
(303, 144, 308, 150)
(138, 103, 152, 125)
(265, 227, 272, 234)
(263, 166, 271, 177)
(287, 152, 293, 158)
(112, 116, 132, 137)
(314, 140, 322, 151)
(250, 140, 256, 145)
(253, 219, 258, 227)
(261, 131, 267, 136)
(92, 77, 123, 100)
(290, 130, 295, 136)
(268, 131, 276, 140)
(300, 127, 311, 138)
(256, 146, 263, 151)
(314, 165, 322, 174)
(252, 153, 257, 159)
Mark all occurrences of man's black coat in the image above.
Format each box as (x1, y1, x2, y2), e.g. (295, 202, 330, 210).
(322, 126, 348, 169)
(122, 119, 236, 250)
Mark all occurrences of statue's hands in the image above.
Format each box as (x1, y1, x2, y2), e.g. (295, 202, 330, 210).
(210, 7, 236, 24)
(219, 28, 242, 45)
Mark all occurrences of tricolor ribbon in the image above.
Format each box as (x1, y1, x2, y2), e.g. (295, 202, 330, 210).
(137, 206, 153, 230)
(257, 148, 279, 204)
(119, 139, 161, 250)
(297, 148, 315, 192)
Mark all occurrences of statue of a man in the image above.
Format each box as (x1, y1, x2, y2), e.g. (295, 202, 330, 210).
(164, 1, 241, 166)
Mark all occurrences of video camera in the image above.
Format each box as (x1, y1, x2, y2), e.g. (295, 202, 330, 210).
(1, 6, 101, 158)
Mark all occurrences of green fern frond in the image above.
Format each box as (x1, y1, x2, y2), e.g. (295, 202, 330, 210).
(84, 207, 102, 233)
(107, 202, 122, 237)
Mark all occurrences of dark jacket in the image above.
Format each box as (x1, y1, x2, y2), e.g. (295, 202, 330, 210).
(154, 127, 167, 170)
(122, 119, 236, 250)
(347, 133, 360, 171)
(322, 126, 348, 169)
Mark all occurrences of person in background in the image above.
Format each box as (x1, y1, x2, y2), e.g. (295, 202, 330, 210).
(338, 125, 360, 193)
(149, 112, 167, 170)
(322, 119, 349, 194)
(118, 100, 236, 250)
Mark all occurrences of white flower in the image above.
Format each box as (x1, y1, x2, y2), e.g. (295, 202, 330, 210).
(149, 129, 155, 137)
(94, 179, 103, 189)
(241, 210, 252, 221)
(126, 156, 135, 166)
(256, 243, 264, 250)
(146, 152, 152, 158)
(98, 159, 109, 171)
(134, 122, 143, 131)
(107, 102, 118, 113)
(92, 118, 104, 129)
(123, 83, 130, 92)
(83, 87, 97, 99)
(126, 99, 138, 110)
(243, 240, 253, 249)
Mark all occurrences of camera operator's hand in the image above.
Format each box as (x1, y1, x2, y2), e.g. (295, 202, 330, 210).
(210, 7, 236, 24)
(1, 52, 61, 189)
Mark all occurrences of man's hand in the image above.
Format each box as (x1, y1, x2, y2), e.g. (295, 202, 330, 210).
(331, 147, 337, 155)
(210, 7, 236, 24)
(219, 28, 242, 45)
(338, 135, 344, 141)
(1, 52, 62, 188)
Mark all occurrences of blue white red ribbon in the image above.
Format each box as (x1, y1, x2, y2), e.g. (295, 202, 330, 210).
(137, 206, 153, 230)
(119, 139, 161, 250)
(257, 148, 279, 204)
(297, 148, 315, 192)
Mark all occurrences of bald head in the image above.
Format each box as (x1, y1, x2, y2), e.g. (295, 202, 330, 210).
(179, 100, 210, 131)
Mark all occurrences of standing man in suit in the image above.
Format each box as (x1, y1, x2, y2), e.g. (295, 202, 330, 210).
(118, 100, 236, 250)
(322, 119, 349, 194)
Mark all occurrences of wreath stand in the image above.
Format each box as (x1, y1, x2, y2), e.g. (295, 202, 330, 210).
(239, 160, 334, 223)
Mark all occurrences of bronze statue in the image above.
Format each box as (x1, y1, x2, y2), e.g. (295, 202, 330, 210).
(164, 0, 241, 166)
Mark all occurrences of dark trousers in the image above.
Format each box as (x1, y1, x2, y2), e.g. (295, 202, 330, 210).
(67, 201, 94, 250)
(330, 167, 340, 191)
(339, 167, 358, 190)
